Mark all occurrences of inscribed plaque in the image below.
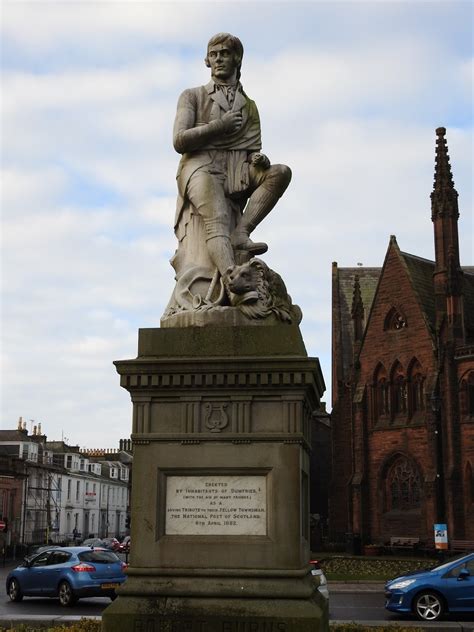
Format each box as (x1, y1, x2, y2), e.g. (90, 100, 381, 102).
(165, 475, 267, 536)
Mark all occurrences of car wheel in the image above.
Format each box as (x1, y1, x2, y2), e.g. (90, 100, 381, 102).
(413, 591, 444, 621)
(58, 580, 77, 607)
(8, 578, 23, 602)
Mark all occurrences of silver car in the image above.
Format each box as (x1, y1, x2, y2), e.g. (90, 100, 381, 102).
(310, 559, 329, 600)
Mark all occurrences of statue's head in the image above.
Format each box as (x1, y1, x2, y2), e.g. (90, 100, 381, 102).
(205, 33, 244, 81)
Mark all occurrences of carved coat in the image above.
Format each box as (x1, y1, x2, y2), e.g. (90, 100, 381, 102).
(173, 80, 262, 238)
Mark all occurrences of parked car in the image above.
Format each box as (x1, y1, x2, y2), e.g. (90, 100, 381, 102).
(28, 544, 60, 556)
(310, 559, 329, 600)
(119, 536, 131, 553)
(6, 546, 127, 606)
(385, 552, 474, 621)
(81, 538, 106, 548)
(101, 537, 121, 552)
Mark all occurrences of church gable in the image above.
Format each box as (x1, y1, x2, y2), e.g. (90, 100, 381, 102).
(355, 238, 437, 434)
(360, 239, 435, 370)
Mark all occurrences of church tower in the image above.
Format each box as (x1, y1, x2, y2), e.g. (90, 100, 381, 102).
(431, 127, 465, 340)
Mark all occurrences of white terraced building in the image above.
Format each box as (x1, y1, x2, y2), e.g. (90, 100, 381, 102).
(0, 421, 132, 546)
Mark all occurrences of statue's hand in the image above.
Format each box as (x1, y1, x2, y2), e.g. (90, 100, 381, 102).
(250, 152, 271, 170)
(221, 110, 243, 133)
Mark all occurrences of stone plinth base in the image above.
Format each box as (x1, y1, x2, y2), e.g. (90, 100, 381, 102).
(104, 325, 328, 632)
(102, 591, 328, 632)
(161, 306, 285, 329)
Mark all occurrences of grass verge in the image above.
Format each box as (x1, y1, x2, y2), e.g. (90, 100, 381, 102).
(320, 555, 434, 582)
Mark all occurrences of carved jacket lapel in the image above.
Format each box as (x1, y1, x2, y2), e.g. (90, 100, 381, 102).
(206, 81, 230, 112)
(232, 89, 247, 112)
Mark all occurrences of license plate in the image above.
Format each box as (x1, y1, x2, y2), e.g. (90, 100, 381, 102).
(101, 583, 120, 589)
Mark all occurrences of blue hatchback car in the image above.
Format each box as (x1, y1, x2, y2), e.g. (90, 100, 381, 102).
(6, 546, 127, 606)
(385, 552, 474, 621)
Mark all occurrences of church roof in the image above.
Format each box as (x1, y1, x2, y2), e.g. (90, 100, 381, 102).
(333, 265, 380, 381)
(333, 252, 474, 384)
(399, 251, 436, 333)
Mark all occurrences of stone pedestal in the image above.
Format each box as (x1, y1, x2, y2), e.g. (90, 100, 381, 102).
(102, 325, 328, 632)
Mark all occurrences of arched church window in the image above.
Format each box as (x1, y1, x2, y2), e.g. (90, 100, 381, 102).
(374, 364, 390, 420)
(387, 456, 421, 511)
(408, 359, 425, 417)
(391, 362, 407, 416)
(460, 372, 474, 418)
(469, 373, 474, 417)
(384, 306, 408, 331)
(394, 376, 407, 414)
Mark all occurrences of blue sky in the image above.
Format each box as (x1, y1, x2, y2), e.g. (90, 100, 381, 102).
(2, 1, 472, 448)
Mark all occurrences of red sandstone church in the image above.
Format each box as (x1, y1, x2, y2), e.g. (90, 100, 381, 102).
(330, 128, 474, 547)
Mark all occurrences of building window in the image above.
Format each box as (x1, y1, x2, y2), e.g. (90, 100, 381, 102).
(374, 364, 390, 421)
(460, 372, 474, 419)
(394, 375, 407, 414)
(412, 373, 425, 413)
(67, 479, 71, 500)
(386, 456, 421, 511)
(76, 481, 80, 501)
(384, 306, 408, 331)
(391, 362, 407, 417)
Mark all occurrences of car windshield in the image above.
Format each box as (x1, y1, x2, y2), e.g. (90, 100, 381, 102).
(79, 550, 119, 563)
(430, 554, 470, 573)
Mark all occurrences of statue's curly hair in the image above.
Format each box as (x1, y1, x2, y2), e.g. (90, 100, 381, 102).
(205, 33, 244, 81)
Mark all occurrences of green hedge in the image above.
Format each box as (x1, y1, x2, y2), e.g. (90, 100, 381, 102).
(321, 556, 430, 581)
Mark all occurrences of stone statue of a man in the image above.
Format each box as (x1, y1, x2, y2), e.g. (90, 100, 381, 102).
(163, 33, 293, 321)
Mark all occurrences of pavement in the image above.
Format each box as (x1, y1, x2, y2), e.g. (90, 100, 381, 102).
(1, 563, 473, 630)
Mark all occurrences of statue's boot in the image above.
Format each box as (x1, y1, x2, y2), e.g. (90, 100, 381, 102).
(231, 174, 290, 255)
(231, 232, 268, 255)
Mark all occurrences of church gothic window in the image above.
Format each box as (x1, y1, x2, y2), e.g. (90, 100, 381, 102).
(391, 361, 407, 417)
(386, 456, 421, 511)
(460, 372, 474, 419)
(373, 364, 390, 421)
(468, 373, 474, 417)
(384, 306, 408, 331)
(408, 359, 425, 417)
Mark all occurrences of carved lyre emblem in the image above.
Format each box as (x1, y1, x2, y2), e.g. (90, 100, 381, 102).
(204, 403, 229, 432)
